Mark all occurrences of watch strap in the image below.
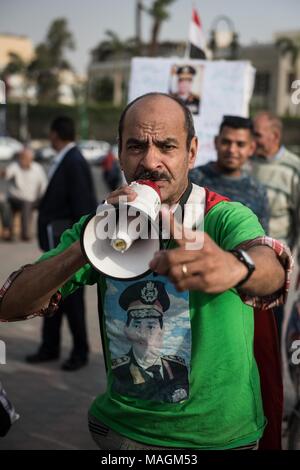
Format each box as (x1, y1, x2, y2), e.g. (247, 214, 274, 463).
(230, 249, 255, 288)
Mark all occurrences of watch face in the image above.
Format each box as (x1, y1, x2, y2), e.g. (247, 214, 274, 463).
(231, 249, 255, 288)
(239, 250, 255, 269)
(240, 250, 255, 268)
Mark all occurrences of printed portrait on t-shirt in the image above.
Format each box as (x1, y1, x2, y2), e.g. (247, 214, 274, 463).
(103, 276, 191, 404)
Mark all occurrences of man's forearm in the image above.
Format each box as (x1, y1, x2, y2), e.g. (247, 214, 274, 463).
(238, 246, 285, 296)
(0, 241, 86, 321)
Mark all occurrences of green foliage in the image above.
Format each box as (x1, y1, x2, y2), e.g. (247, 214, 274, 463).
(30, 18, 75, 101)
(6, 102, 122, 142)
(46, 17, 75, 68)
(6, 102, 300, 149)
(91, 31, 139, 62)
(276, 36, 300, 65)
(2, 52, 27, 77)
(147, 0, 176, 56)
(91, 77, 114, 103)
(91, 0, 177, 60)
(147, 0, 175, 21)
(3, 17, 76, 103)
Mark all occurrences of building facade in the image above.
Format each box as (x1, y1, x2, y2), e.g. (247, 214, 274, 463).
(88, 32, 300, 117)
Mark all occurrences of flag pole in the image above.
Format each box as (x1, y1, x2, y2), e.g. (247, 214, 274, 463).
(185, 1, 194, 59)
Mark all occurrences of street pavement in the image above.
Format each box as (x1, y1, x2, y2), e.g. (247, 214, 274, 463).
(0, 238, 107, 450)
(0, 163, 109, 450)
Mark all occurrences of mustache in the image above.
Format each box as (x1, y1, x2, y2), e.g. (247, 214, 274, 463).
(134, 170, 171, 182)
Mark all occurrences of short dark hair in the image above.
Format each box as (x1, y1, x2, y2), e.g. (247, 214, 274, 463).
(50, 116, 76, 141)
(118, 92, 195, 153)
(219, 115, 254, 136)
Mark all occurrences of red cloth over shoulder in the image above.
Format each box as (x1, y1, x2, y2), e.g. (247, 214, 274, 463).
(204, 186, 283, 450)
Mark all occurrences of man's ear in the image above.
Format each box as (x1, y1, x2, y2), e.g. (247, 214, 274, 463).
(273, 128, 281, 147)
(188, 136, 198, 169)
(249, 138, 257, 156)
(118, 151, 123, 170)
(214, 135, 219, 151)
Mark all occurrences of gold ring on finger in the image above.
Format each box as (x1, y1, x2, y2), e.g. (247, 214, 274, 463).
(182, 264, 188, 276)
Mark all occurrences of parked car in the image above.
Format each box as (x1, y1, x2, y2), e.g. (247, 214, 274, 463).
(78, 140, 110, 164)
(35, 146, 56, 162)
(0, 137, 23, 161)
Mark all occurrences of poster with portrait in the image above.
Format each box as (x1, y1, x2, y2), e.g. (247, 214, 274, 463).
(128, 58, 255, 166)
(169, 64, 205, 116)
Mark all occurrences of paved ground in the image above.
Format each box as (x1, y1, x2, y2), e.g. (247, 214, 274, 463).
(0, 239, 108, 450)
(0, 164, 109, 450)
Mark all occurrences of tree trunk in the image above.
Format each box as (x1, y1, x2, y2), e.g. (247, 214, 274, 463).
(149, 21, 161, 56)
(136, 0, 143, 52)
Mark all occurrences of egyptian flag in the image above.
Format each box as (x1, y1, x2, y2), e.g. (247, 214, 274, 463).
(189, 7, 206, 59)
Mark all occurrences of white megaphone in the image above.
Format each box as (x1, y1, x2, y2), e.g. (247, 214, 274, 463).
(81, 180, 162, 279)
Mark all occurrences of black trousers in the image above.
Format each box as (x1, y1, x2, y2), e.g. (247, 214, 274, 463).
(2, 196, 39, 238)
(40, 287, 89, 359)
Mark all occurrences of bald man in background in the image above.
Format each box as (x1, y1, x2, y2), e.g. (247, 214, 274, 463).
(0, 147, 47, 241)
(249, 111, 300, 338)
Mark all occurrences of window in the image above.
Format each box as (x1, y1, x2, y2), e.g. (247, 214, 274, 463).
(254, 72, 271, 96)
(287, 72, 296, 93)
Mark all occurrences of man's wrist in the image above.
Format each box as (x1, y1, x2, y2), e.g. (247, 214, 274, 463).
(228, 252, 249, 287)
(230, 249, 256, 288)
(70, 241, 87, 268)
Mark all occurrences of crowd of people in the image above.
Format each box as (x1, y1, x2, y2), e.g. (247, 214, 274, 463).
(0, 94, 299, 449)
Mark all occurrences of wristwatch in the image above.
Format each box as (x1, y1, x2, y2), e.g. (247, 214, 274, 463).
(230, 249, 256, 288)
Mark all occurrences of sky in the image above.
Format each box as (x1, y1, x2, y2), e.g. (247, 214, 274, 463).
(1, 0, 299, 75)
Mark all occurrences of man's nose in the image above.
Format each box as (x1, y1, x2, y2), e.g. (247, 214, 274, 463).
(227, 142, 238, 154)
(139, 325, 152, 336)
(140, 145, 162, 170)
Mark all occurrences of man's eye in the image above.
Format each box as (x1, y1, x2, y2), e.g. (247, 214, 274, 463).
(162, 144, 175, 151)
(128, 145, 141, 150)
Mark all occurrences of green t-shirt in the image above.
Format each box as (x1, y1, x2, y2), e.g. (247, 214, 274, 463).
(38, 200, 266, 449)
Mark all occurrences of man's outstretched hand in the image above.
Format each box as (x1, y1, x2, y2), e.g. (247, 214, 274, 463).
(149, 208, 247, 293)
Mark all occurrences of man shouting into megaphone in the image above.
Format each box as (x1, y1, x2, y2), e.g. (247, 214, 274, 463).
(0, 93, 292, 450)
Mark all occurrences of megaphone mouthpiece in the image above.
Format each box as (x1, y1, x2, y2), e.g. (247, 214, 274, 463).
(82, 179, 162, 279)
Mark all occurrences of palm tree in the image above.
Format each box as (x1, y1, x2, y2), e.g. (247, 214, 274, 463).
(91, 30, 139, 62)
(276, 36, 300, 66)
(147, 0, 176, 56)
(2, 52, 28, 78)
(1, 52, 33, 139)
(29, 18, 75, 102)
(276, 36, 300, 105)
(1, 52, 30, 99)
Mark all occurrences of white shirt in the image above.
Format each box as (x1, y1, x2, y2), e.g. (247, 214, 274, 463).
(5, 161, 48, 202)
(47, 142, 76, 181)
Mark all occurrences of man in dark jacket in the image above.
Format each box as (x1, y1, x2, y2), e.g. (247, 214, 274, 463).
(26, 116, 97, 371)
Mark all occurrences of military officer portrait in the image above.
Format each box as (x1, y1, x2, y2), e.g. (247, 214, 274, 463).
(111, 280, 189, 404)
(170, 65, 201, 115)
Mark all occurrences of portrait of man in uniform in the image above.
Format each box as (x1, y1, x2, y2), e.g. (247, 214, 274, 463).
(111, 280, 189, 403)
(169, 64, 203, 115)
